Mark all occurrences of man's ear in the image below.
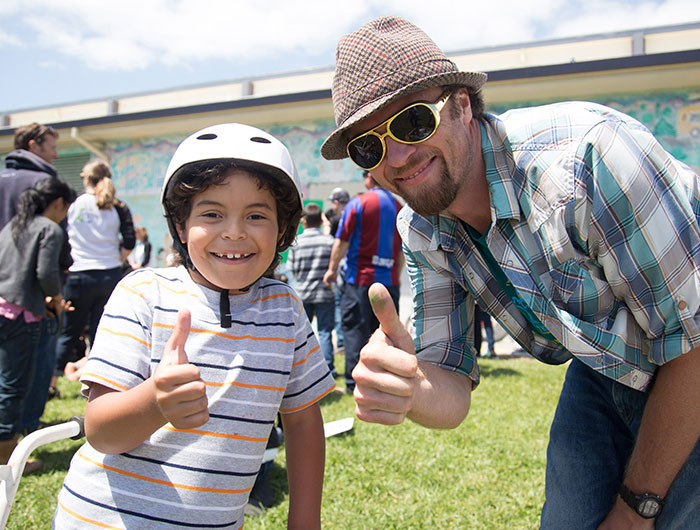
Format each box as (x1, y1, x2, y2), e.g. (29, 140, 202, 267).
(27, 139, 40, 155)
(455, 88, 473, 125)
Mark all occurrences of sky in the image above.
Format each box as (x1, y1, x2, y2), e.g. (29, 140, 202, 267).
(0, 0, 698, 113)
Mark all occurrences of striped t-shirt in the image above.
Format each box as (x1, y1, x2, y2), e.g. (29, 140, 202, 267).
(54, 266, 334, 529)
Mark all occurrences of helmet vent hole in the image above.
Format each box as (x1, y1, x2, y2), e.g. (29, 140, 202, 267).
(250, 136, 271, 144)
(196, 133, 218, 140)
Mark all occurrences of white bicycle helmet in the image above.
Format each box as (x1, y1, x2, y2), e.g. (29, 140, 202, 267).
(161, 122, 302, 259)
(162, 123, 301, 210)
(161, 123, 303, 326)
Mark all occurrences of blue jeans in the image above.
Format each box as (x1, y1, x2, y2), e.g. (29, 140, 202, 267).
(332, 284, 343, 349)
(19, 315, 58, 433)
(0, 315, 41, 440)
(541, 358, 700, 529)
(340, 283, 400, 391)
(55, 267, 122, 375)
(304, 301, 336, 374)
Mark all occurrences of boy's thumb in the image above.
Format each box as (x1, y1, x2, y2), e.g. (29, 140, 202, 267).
(161, 308, 191, 366)
(368, 283, 414, 354)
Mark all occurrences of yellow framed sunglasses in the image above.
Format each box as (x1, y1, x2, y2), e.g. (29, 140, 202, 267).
(346, 91, 452, 170)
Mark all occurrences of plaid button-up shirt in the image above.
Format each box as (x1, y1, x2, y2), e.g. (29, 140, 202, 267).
(399, 101, 700, 391)
(287, 227, 335, 305)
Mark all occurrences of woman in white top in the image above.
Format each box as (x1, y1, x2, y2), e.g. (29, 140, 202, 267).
(54, 160, 135, 378)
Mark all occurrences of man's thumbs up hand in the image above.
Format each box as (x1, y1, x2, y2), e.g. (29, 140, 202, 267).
(351, 283, 418, 425)
(154, 309, 209, 429)
(368, 283, 415, 354)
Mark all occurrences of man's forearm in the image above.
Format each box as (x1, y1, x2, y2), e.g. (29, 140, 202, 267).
(407, 361, 472, 429)
(328, 239, 349, 273)
(622, 346, 700, 496)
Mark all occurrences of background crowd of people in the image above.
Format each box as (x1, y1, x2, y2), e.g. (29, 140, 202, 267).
(0, 123, 143, 475)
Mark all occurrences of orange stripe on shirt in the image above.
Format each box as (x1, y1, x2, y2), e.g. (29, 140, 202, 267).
(279, 384, 335, 413)
(58, 500, 124, 529)
(100, 327, 151, 348)
(153, 322, 294, 343)
(80, 372, 130, 391)
(79, 450, 253, 494)
(291, 344, 320, 368)
(206, 380, 284, 392)
(117, 283, 148, 300)
(251, 291, 302, 310)
(126, 277, 200, 299)
(162, 425, 268, 443)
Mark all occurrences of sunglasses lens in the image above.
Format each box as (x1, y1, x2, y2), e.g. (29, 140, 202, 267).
(389, 104, 437, 142)
(348, 134, 384, 169)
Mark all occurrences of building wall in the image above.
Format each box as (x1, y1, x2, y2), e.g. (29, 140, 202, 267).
(86, 89, 700, 266)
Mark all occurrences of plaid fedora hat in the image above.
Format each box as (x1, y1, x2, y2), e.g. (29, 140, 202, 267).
(320, 16, 487, 160)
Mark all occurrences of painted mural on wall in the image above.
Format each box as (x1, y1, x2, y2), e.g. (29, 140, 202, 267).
(489, 90, 700, 171)
(103, 90, 699, 267)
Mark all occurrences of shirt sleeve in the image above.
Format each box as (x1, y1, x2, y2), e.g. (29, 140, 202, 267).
(402, 239, 480, 386)
(115, 201, 136, 251)
(279, 302, 335, 413)
(36, 222, 64, 298)
(79, 272, 153, 394)
(336, 199, 358, 243)
(580, 116, 700, 364)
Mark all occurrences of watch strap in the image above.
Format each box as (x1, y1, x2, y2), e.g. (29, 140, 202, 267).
(619, 483, 664, 519)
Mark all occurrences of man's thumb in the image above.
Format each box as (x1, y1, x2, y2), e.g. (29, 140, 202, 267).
(161, 309, 191, 365)
(368, 283, 414, 354)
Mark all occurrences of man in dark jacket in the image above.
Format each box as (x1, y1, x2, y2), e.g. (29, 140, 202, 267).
(0, 122, 60, 227)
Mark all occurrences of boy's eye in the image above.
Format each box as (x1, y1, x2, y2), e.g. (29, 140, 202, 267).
(248, 213, 268, 221)
(202, 211, 222, 219)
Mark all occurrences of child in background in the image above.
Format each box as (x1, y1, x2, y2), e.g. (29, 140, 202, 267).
(125, 225, 152, 271)
(54, 124, 334, 529)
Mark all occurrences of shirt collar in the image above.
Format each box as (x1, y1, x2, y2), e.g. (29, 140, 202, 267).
(479, 116, 522, 222)
(424, 116, 522, 251)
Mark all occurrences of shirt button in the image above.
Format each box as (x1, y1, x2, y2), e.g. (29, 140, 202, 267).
(678, 299, 688, 310)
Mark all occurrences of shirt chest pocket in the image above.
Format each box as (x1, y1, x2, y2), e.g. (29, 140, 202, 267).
(548, 258, 617, 324)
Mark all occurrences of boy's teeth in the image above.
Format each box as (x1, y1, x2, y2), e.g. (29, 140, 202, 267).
(217, 252, 248, 259)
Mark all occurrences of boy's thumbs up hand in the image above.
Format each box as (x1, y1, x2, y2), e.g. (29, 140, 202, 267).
(352, 283, 418, 426)
(154, 309, 209, 429)
(161, 307, 191, 366)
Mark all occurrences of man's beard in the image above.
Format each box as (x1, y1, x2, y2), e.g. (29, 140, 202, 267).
(403, 165, 461, 217)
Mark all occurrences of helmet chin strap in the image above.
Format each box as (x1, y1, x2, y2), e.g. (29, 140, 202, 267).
(219, 289, 231, 328)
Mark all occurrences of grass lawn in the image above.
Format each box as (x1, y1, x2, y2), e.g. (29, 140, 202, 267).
(6, 357, 567, 529)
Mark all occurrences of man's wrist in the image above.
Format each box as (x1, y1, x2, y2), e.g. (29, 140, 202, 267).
(618, 483, 664, 519)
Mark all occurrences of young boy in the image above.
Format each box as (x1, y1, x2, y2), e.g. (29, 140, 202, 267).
(54, 124, 335, 529)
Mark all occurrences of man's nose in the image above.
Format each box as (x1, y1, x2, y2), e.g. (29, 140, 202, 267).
(384, 136, 417, 168)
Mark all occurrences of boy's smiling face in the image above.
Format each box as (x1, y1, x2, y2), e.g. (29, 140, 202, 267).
(178, 169, 282, 293)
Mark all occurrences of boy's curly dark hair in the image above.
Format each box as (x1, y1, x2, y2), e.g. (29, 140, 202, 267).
(164, 160, 302, 279)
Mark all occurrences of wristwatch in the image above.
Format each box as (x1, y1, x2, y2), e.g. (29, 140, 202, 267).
(619, 483, 664, 519)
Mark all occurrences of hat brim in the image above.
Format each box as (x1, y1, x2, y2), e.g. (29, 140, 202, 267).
(321, 70, 486, 161)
